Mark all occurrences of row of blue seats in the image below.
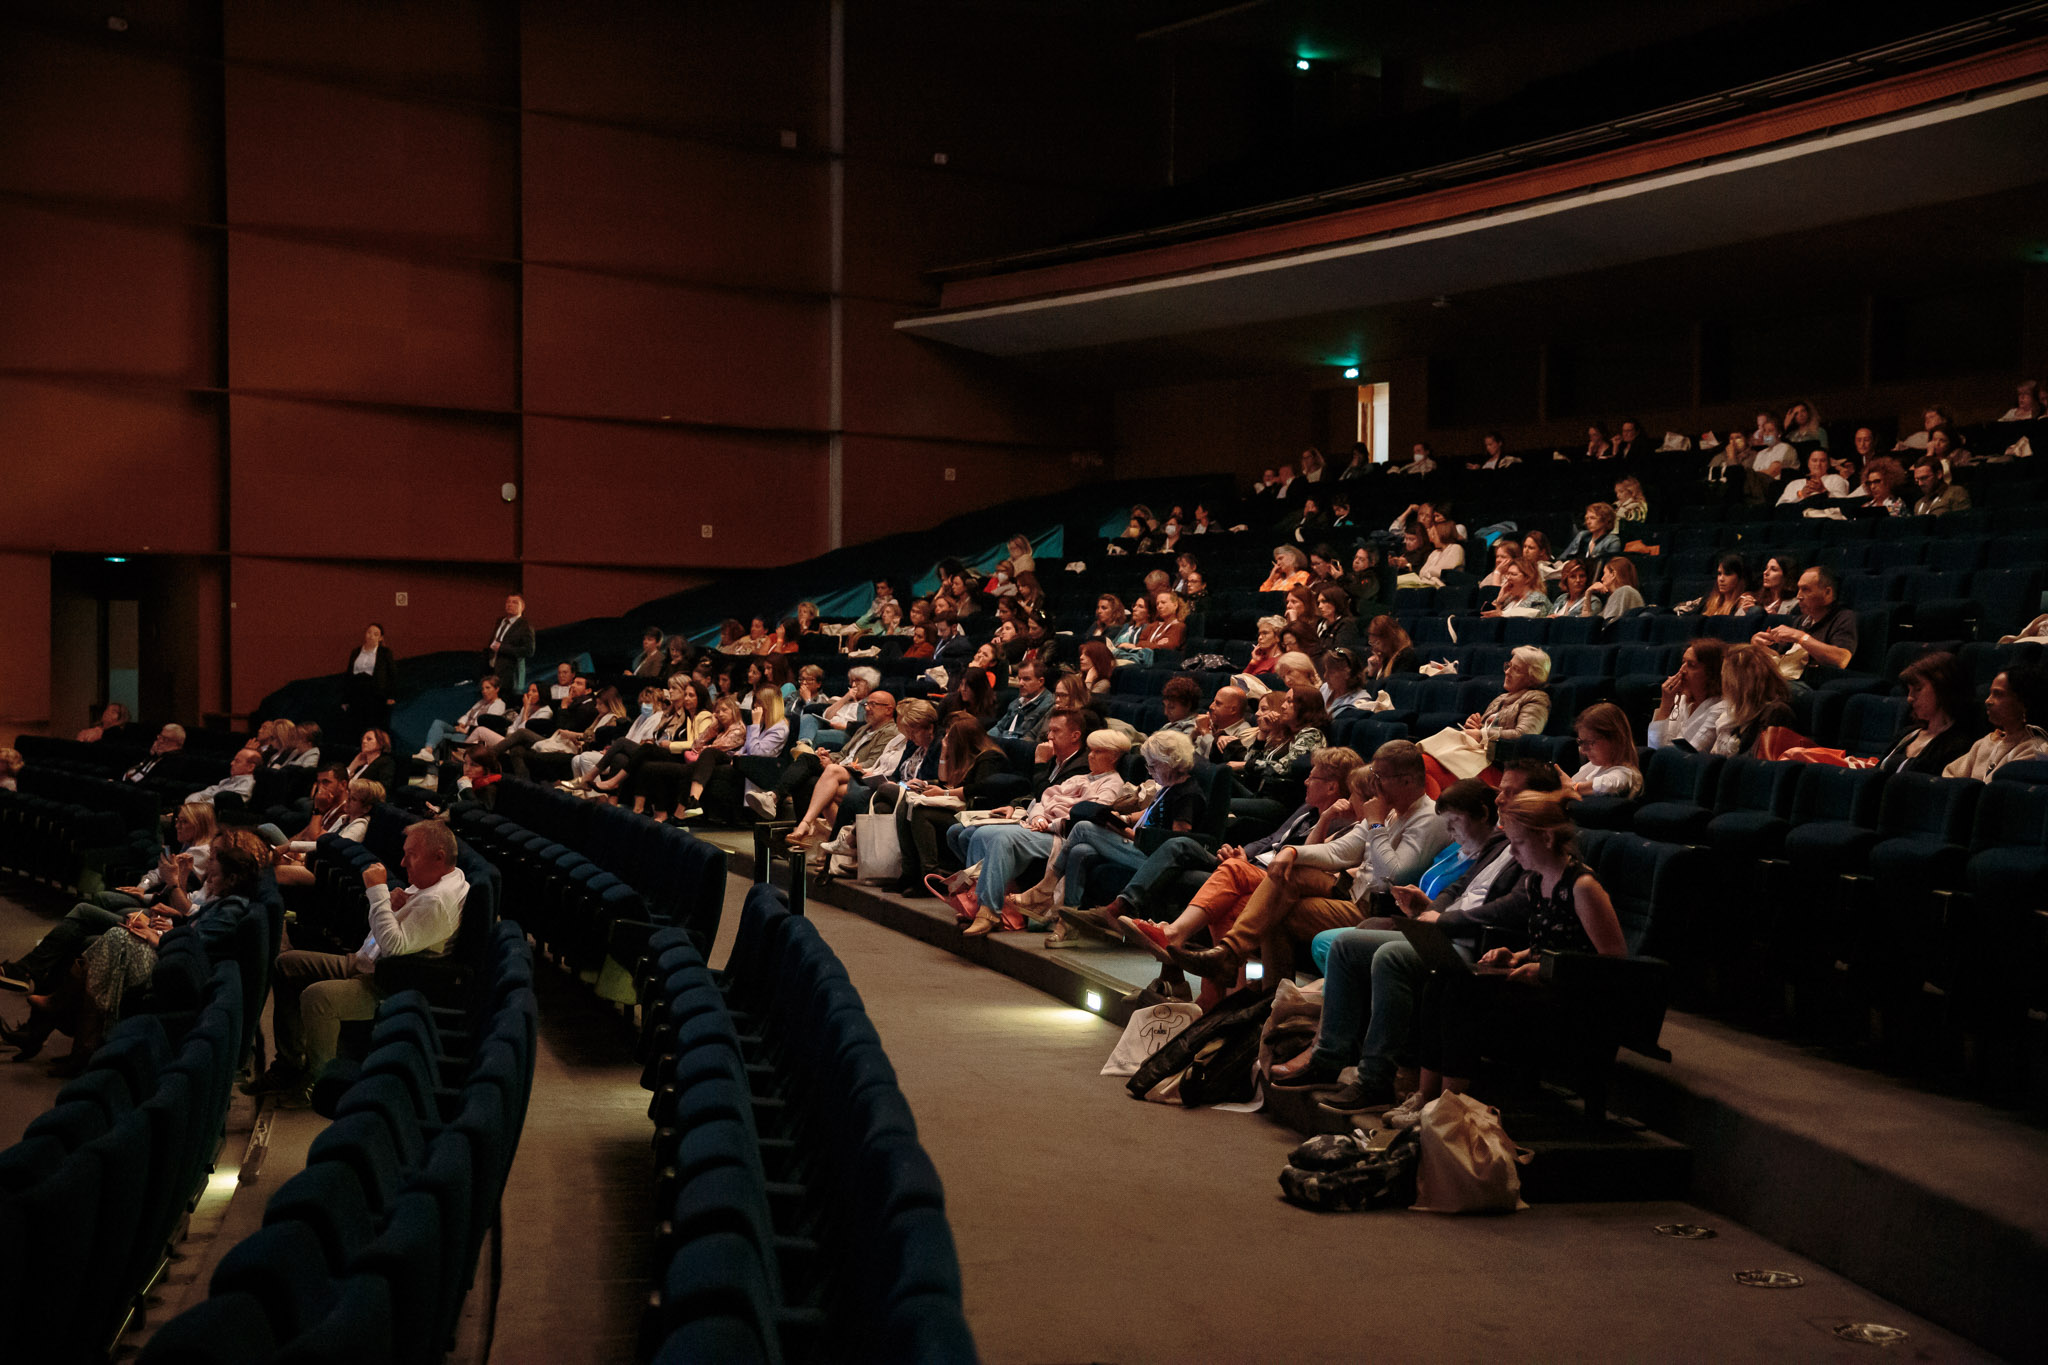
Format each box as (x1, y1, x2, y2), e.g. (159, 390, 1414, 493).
(138, 922, 539, 1365)
(636, 884, 976, 1364)
(0, 769, 161, 896)
(1, 953, 249, 1359)
(1564, 747, 2048, 1065)
(451, 781, 730, 997)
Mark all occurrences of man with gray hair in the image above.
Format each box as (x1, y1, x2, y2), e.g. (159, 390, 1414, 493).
(803, 665, 882, 748)
(122, 723, 186, 784)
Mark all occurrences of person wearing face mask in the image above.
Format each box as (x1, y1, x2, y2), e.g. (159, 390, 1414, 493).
(1271, 769, 1565, 1111)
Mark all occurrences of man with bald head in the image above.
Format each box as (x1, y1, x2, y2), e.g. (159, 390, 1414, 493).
(1193, 686, 1256, 763)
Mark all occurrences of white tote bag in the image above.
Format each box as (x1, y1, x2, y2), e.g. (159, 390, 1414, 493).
(1411, 1091, 1530, 1213)
(853, 811, 903, 883)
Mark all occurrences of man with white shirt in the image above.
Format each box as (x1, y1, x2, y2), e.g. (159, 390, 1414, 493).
(255, 819, 468, 1107)
(1777, 448, 1851, 505)
(186, 747, 260, 806)
(1175, 740, 1449, 986)
(1268, 764, 1561, 1111)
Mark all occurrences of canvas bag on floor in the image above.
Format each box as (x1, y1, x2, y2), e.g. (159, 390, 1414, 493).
(1101, 1002, 1204, 1076)
(854, 811, 903, 883)
(1411, 1091, 1531, 1213)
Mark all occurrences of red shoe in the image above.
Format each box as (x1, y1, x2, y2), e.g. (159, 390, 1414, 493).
(1122, 917, 1172, 960)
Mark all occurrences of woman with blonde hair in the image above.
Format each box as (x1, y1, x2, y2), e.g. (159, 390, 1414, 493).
(0, 747, 20, 793)
(1260, 544, 1310, 593)
(1712, 644, 1796, 757)
(1482, 560, 1552, 618)
(1245, 616, 1285, 676)
(1273, 651, 1322, 694)
(1362, 616, 1417, 681)
(1614, 476, 1648, 524)
(1142, 592, 1187, 650)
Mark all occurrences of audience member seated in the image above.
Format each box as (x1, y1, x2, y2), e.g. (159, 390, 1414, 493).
(1475, 432, 1519, 470)
(1193, 686, 1257, 763)
(1595, 557, 1645, 620)
(1361, 616, 1419, 683)
(1752, 555, 1800, 616)
(1173, 740, 1448, 989)
(1559, 702, 1643, 797)
(991, 661, 1055, 740)
(416, 676, 506, 760)
(625, 694, 743, 820)
(1228, 688, 1327, 828)
(339, 728, 396, 789)
(1244, 616, 1284, 676)
(1712, 644, 1797, 757)
(253, 818, 468, 1108)
(1894, 405, 1951, 452)
(804, 698, 942, 852)
(1704, 431, 1753, 486)
(1751, 566, 1855, 674)
(778, 691, 901, 835)
(1483, 560, 1551, 618)
(77, 701, 133, 745)
(1476, 534, 1518, 589)
(1397, 519, 1467, 589)
(1260, 545, 1311, 593)
(1647, 639, 1729, 751)
(516, 685, 629, 783)
(1268, 765, 1563, 1113)
(1419, 647, 1552, 792)
(1581, 424, 1614, 462)
(1943, 666, 2048, 781)
(21, 831, 269, 1075)
(1559, 501, 1622, 561)
(1550, 558, 1603, 618)
(1319, 648, 1374, 717)
(0, 801, 217, 998)
(1386, 789, 1627, 1128)
(853, 578, 898, 633)
(939, 723, 1130, 936)
(186, 747, 259, 806)
(882, 714, 1011, 893)
(1778, 448, 1850, 505)
(2000, 613, 2048, 645)
(0, 746, 18, 792)
(1113, 747, 1364, 1000)
(271, 770, 377, 888)
(1038, 732, 1203, 940)
(2000, 379, 2043, 422)
(122, 724, 185, 784)
(1857, 457, 1910, 516)
(1676, 554, 1756, 616)
(1911, 456, 1972, 517)
(475, 681, 554, 751)
(1614, 476, 1648, 524)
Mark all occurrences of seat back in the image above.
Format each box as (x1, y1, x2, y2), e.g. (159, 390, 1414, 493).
(1789, 765, 1885, 826)
(1876, 773, 1981, 843)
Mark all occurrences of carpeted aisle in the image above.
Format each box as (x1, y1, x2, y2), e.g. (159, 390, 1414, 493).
(803, 897, 1992, 1365)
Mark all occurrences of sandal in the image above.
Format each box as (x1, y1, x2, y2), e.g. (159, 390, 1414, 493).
(1121, 917, 1174, 961)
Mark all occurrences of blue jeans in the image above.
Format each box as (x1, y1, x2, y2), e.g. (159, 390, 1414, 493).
(421, 719, 459, 751)
(946, 822, 1054, 910)
(1115, 836, 1220, 919)
(1310, 930, 1426, 1088)
(1059, 823, 1148, 907)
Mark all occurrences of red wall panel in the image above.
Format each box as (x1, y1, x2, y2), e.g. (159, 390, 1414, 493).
(229, 397, 517, 560)
(521, 417, 829, 566)
(523, 267, 828, 428)
(521, 0, 828, 146)
(229, 556, 518, 714)
(225, 0, 518, 103)
(841, 297, 1103, 446)
(0, 31, 214, 213)
(225, 70, 518, 255)
(522, 116, 828, 293)
(520, 564, 712, 630)
(229, 236, 517, 409)
(0, 379, 222, 552)
(0, 553, 54, 726)
(839, 435, 1090, 545)
(843, 161, 1104, 304)
(0, 204, 218, 383)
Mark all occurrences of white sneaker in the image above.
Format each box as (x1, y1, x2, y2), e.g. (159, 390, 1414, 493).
(414, 748, 436, 762)
(1381, 1091, 1433, 1130)
(744, 789, 777, 820)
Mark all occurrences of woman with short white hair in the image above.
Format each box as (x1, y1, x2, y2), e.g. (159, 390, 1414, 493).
(1039, 731, 1208, 943)
(1417, 647, 1552, 792)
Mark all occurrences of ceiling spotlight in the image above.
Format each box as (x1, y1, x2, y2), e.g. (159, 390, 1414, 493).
(1295, 58, 1311, 71)
(1343, 367, 1360, 380)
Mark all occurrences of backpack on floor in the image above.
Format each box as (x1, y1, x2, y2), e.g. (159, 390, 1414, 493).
(1278, 1129, 1419, 1212)
(1126, 988, 1273, 1108)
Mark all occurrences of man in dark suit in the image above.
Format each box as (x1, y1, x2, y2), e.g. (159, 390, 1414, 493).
(485, 594, 535, 690)
(122, 724, 186, 784)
